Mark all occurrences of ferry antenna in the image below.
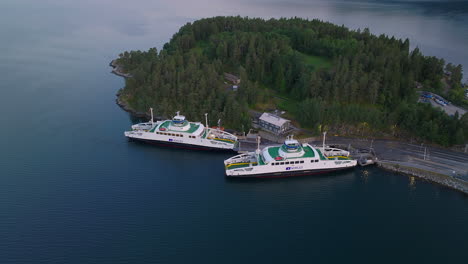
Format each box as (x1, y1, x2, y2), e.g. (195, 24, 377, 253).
(323, 131, 327, 149)
(256, 136, 261, 153)
(150, 108, 154, 125)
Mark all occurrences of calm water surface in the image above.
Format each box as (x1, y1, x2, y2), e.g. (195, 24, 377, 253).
(0, 0, 467, 263)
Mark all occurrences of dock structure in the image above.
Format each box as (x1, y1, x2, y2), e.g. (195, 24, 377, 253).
(350, 148, 378, 166)
(321, 143, 378, 167)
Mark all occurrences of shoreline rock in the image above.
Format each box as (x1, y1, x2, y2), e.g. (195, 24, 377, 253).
(110, 59, 132, 78)
(111, 60, 163, 120)
(377, 160, 468, 195)
(115, 92, 148, 118)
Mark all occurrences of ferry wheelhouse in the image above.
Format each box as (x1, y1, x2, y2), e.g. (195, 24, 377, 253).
(124, 109, 238, 151)
(224, 136, 357, 177)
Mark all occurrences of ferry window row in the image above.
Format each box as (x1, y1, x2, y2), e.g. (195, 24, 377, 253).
(311, 159, 319, 163)
(271, 160, 304, 166)
(188, 136, 196, 138)
(156, 132, 183, 137)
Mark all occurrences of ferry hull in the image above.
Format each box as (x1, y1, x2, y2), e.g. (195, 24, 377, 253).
(127, 137, 237, 152)
(226, 166, 354, 178)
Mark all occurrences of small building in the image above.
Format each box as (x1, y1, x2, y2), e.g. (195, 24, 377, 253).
(224, 73, 241, 84)
(258, 112, 291, 135)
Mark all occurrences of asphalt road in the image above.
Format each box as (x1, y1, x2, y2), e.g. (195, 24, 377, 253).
(319, 136, 468, 180)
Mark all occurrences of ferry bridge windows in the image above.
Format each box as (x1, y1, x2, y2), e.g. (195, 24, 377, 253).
(156, 132, 184, 137)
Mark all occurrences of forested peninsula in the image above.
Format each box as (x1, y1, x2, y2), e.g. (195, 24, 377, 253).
(114, 16, 467, 146)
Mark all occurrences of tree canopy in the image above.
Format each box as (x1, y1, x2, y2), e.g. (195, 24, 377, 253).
(116, 16, 467, 146)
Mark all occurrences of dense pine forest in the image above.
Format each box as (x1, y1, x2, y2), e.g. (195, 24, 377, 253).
(116, 16, 467, 146)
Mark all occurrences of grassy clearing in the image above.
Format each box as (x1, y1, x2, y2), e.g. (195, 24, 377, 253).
(276, 96, 298, 118)
(191, 40, 209, 55)
(300, 53, 332, 70)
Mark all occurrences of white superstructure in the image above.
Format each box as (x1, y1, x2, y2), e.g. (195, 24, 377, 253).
(124, 110, 238, 151)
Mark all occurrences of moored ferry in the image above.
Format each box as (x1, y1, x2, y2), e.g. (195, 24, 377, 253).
(224, 136, 357, 177)
(124, 109, 238, 151)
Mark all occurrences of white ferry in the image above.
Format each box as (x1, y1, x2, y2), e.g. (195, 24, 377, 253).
(224, 136, 357, 177)
(124, 109, 238, 151)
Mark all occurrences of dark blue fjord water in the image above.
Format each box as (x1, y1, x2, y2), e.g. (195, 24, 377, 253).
(0, 1, 467, 263)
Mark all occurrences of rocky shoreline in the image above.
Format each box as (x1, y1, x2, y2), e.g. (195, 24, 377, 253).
(109, 60, 132, 78)
(110, 60, 151, 118)
(377, 161, 468, 195)
(114, 90, 149, 118)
